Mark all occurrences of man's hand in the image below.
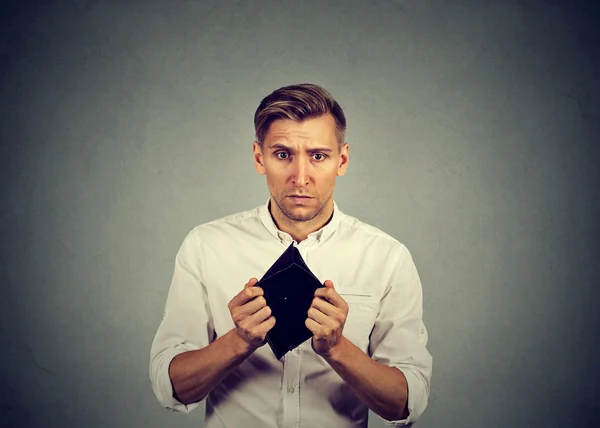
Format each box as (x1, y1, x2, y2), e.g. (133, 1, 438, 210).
(306, 280, 349, 357)
(168, 278, 275, 405)
(228, 278, 276, 350)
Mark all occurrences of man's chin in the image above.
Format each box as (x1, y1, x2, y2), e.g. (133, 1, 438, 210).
(281, 205, 319, 222)
(283, 211, 317, 222)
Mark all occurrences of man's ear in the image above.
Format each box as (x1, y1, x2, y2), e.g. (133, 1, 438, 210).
(337, 142, 349, 177)
(253, 141, 266, 175)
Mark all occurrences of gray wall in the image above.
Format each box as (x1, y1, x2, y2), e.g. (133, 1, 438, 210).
(1, 1, 598, 427)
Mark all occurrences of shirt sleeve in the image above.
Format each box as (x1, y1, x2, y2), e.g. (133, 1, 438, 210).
(149, 228, 214, 413)
(369, 242, 433, 427)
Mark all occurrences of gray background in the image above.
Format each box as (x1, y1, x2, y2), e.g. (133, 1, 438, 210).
(1, 1, 598, 427)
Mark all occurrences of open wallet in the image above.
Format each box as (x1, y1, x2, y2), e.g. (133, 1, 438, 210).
(255, 243, 324, 359)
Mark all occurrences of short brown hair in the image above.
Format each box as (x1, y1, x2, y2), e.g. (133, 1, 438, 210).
(254, 83, 346, 149)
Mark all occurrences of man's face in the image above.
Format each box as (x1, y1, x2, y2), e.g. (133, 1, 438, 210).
(253, 114, 349, 223)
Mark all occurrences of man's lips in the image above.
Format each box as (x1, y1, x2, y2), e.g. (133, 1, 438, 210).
(287, 195, 313, 203)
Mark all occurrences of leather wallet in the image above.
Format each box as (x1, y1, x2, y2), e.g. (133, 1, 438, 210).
(256, 243, 323, 359)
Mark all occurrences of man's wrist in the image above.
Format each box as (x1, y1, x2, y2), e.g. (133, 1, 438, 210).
(229, 329, 257, 357)
(321, 335, 351, 363)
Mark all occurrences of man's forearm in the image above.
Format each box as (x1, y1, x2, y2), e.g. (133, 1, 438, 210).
(323, 336, 409, 421)
(168, 329, 255, 405)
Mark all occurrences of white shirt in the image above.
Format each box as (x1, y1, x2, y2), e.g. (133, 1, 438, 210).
(149, 199, 432, 428)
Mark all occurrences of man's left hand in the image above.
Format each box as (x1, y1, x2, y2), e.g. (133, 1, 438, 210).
(306, 280, 349, 357)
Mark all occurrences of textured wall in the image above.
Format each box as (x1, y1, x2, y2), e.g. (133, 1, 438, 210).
(1, 1, 598, 427)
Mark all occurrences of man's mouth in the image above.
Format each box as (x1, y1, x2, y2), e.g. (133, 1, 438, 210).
(288, 195, 313, 203)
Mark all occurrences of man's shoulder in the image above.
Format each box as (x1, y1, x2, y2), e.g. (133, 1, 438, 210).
(202, 204, 262, 227)
(187, 204, 263, 240)
(339, 211, 400, 243)
(340, 214, 408, 258)
(336, 211, 417, 275)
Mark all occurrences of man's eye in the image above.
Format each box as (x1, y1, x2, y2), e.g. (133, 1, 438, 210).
(313, 153, 326, 161)
(276, 152, 289, 159)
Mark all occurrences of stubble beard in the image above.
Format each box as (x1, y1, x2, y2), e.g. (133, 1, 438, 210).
(272, 192, 331, 223)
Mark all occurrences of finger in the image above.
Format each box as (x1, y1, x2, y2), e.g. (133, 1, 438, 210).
(311, 297, 347, 325)
(323, 280, 334, 288)
(305, 317, 321, 334)
(246, 310, 275, 339)
(232, 284, 264, 307)
(307, 306, 336, 327)
(258, 315, 276, 333)
(234, 295, 267, 320)
(248, 304, 272, 325)
(314, 287, 343, 308)
(229, 289, 264, 319)
(248, 316, 276, 341)
(245, 277, 259, 289)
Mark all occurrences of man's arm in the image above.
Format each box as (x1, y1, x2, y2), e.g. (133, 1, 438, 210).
(168, 328, 254, 404)
(168, 278, 276, 405)
(323, 335, 409, 420)
(306, 281, 409, 421)
(307, 241, 432, 425)
(168, 278, 275, 404)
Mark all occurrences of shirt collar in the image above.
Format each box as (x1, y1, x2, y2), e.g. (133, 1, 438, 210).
(259, 198, 342, 244)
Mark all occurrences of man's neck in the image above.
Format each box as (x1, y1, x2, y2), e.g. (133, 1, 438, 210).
(269, 199, 334, 243)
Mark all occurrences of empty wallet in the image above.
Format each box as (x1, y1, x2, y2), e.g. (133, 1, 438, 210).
(256, 243, 324, 359)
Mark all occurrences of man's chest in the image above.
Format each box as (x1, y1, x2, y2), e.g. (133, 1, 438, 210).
(202, 240, 391, 352)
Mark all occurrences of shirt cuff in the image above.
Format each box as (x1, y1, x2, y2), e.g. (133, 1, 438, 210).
(150, 349, 202, 414)
(377, 366, 428, 427)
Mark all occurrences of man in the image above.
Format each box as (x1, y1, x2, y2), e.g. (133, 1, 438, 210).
(149, 83, 432, 427)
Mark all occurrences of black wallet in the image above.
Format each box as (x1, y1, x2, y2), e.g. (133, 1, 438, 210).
(256, 243, 324, 359)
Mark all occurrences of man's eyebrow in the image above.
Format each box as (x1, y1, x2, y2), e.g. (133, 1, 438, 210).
(268, 143, 334, 153)
(267, 143, 291, 151)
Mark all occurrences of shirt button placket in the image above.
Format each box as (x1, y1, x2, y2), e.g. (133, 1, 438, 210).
(281, 350, 301, 428)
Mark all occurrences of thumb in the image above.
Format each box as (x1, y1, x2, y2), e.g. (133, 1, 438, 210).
(245, 278, 258, 288)
(323, 280, 334, 288)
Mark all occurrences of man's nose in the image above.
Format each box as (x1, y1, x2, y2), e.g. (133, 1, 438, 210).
(291, 156, 310, 185)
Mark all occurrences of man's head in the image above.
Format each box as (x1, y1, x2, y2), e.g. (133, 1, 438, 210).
(254, 83, 347, 150)
(252, 83, 349, 226)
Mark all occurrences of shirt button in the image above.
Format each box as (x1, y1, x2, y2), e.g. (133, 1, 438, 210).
(287, 387, 295, 394)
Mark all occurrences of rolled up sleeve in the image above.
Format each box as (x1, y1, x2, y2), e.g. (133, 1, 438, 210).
(149, 228, 214, 413)
(369, 243, 433, 427)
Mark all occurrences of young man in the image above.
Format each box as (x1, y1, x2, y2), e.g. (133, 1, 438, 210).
(149, 83, 432, 427)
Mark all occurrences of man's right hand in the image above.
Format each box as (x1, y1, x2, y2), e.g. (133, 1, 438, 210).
(168, 278, 277, 405)
(227, 278, 276, 350)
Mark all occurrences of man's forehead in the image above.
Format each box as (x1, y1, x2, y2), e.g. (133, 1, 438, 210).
(265, 135, 335, 152)
(267, 130, 316, 144)
(265, 116, 337, 148)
